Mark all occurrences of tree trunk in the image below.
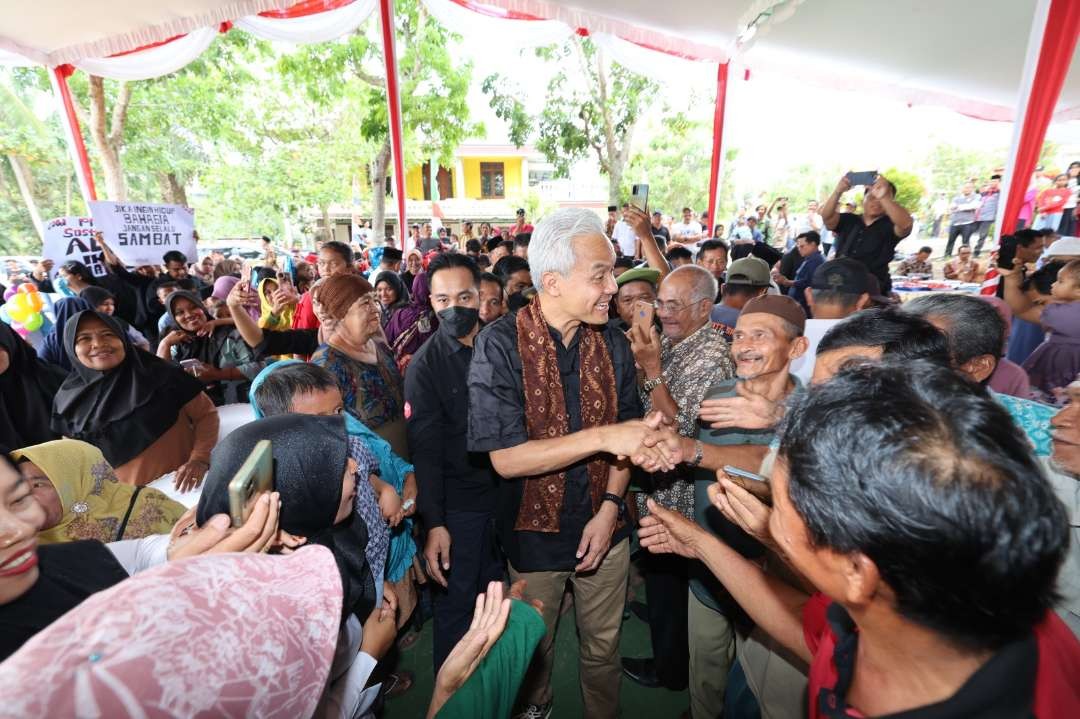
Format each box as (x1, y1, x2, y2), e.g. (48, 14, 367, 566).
(321, 205, 332, 237)
(370, 139, 392, 245)
(7, 154, 44, 240)
(86, 75, 131, 201)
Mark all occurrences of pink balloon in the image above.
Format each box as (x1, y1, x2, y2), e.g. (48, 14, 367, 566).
(12, 323, 29, 338)
(2, 286, 16, 301)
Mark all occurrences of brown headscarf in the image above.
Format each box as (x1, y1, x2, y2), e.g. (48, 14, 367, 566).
(514, 297, 618, 532)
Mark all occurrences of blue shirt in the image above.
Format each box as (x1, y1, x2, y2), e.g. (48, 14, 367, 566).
(992, 390, 1054, 457)
(789, 250, 825, 311)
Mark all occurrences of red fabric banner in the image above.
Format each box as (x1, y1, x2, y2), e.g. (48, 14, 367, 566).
(261, 0, 358, 19)
(706, 62, 730, 231)
(1000, 0, 1080, 235)
(379, 0, 409, 251)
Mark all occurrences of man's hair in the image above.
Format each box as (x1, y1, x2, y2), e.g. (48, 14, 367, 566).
(428, 251, 481, 286)
(614, 256, 636, 270)
(666, 246, 693, 263)
(465, 239, 482, 253)
(253, 363, 339, 417)
(1024, 260, 1065, 295)
(818, 308, 950, 365)
(681, 207, 692, 213)
(312, 273, 372, 320)
(493, 255, 530, 281)
(162, 251, 187, 265)
(1061, 259, 1080, 285)
(903, 294, 1006, 366)
(696, 239, 728, 261)
(528, 207, 606, 293)
(321, 240, 353, 265)
(156, 280, 181, 294)
(918, 246, 933, 255)
(990, 174, 1002, 180)
(479, 271, 505, 291)
(513, 233, 531, 249)
(780, 360, 1067, 651)
(811, 289, 862, 311)
(722, 283, 765, 300)
(668, 264, 718, 305)
(796, 231, 821, 246)
(1012, 228, 1044, 248)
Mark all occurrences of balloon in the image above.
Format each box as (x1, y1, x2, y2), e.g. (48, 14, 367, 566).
(26, 292, 43, 312)
(0, 306, 10, 324)
(17, 283, 35, 294)
(12, 323, 28, 338)
(23, 313, 43, 332)
(6, 301, 30, 323)
(2, 286, 16, 301)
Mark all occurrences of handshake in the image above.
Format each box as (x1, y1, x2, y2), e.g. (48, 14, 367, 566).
(602, 411, 689, 473)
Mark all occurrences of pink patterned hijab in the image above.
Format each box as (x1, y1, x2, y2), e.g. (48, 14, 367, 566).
(0, 546, 342, 718)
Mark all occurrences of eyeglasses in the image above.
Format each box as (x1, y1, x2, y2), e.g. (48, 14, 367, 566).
(654, 300, 692, 313)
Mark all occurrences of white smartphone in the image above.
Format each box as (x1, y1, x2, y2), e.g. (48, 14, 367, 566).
(631, 183, 649, 212)
(721, 465, 772, 506)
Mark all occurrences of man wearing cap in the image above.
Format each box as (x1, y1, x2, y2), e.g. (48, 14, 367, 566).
(606, 205, 619, 239)
(511, 208, 534, 236)
(622, 265, 735, 691)
(672, 207, 704, 246)
(686, 295, 808, 718)
(790, 258, 872, 383)
(710, 256, 771, 340)
(612, 266, 661, 333)
(822, 173, 914, 294)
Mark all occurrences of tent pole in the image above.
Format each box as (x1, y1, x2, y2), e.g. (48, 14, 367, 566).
(706, 62, 730, 234)
(378, 0, 408, 252)
(995, 0, 1080, 242)
(48, 65, 98, 206)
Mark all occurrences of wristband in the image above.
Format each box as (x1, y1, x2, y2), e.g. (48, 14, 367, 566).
(602, 492, 627, 521)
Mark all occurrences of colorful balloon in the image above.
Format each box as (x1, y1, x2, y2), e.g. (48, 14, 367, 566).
(17, 283, 35, 294)
(26, 291, 43, 312)
(23, 313, 43, 332)
(2, 286, 16, 301)
(6, 300, 30, 323)
(12, 323, 29, 338)
(0, 305, 10, 324)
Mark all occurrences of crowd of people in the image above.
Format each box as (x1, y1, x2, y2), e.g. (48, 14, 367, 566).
(1, 168, 1079, 719)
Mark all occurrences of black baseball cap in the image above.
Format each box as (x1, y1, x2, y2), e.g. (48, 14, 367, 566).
(516, 208, 526, 216)
(811, 258, 869, 294)
(607, 205, 618, 213)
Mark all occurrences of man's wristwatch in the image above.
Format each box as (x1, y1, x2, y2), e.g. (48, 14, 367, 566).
(688, 440, 704, 468)
(602, 492, 627, 521)
(641, 375, 665, 393)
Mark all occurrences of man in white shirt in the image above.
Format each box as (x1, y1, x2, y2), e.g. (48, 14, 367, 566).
(612, 203, 638, 258)
(789, 258, 872, 383)
(671, 207, 704, 246)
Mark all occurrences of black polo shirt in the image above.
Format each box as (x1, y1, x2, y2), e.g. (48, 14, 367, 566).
(405, 327, 498, 529)
(467, 311, 641, 573)
(832, 213, 903, 293)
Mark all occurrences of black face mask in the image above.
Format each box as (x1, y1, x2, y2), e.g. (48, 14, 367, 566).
(437, 306, 479, 339)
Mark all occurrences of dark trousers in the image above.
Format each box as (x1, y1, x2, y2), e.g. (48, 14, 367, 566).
(973, 220, 995, 256)
(1060, 210, 1077, 237)
(432, 509, 504, 673)
(645, 552, 690, 690)
(945, 222, 976, 256)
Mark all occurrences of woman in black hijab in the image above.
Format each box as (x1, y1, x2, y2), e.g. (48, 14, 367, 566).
(158, 289, 265, 405)
(51, 310, 218, 490)
(0, 323, 66, 454)
(196, 414, 378, 621)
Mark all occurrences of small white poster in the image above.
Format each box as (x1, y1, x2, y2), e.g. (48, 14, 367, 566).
(89, 201, 196, 267)
(42, 216, 106, 277)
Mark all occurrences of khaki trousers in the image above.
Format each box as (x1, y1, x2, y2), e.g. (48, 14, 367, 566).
(688, 590, 736, 719)
(509, 538, 630, 718)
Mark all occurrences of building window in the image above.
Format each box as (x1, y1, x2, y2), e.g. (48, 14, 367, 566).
(480, 162, 505, 198)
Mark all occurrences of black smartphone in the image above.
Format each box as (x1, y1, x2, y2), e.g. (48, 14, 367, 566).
(846, 170, 878, 187)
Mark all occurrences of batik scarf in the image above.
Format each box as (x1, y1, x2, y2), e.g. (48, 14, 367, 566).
(514, 296, 617, 532)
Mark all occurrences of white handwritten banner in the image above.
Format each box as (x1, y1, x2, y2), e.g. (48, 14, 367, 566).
(89, 201, 196, 267)
(42, 216, 107, 277)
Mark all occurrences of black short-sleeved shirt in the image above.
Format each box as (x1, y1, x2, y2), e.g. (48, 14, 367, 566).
(405, 328, 498, 530)
(467, 311, 642, 572)
(832, 213, 904, 292)
(257, 328, 320, 357)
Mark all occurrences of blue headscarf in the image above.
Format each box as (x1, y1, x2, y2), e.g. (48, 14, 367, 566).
(248, 360, 417, 581)
(38, 297, 92, 371)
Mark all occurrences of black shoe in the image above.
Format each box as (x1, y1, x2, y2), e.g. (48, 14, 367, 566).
(621, 656, 663, 688)
(628, 600, 649, 623)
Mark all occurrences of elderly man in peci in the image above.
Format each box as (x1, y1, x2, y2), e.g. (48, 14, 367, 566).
(621, 265, 736, 691)
(467, 208, 675, 719)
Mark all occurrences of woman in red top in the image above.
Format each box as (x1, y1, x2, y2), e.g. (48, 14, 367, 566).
(1035, 174, 1072, 231)
(639, 361, 1080, 718)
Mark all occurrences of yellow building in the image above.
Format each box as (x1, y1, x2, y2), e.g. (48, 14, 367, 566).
(405, 144, 530, 203)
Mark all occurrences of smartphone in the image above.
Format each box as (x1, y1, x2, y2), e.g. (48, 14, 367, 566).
(240, 261, 253, 291)
(276, 270, 293, 288)
(722, 465, 773, 506)
(631, 183, 649, 212)
(632, 299, 655, 332)
(228, 440, 274, 527)
(179, 358, 201, 376)
(846, 170, 877, 187)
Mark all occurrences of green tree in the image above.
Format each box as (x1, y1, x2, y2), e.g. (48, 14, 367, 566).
(280, 0, 479, 240)
(484, 37, 658, 205)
